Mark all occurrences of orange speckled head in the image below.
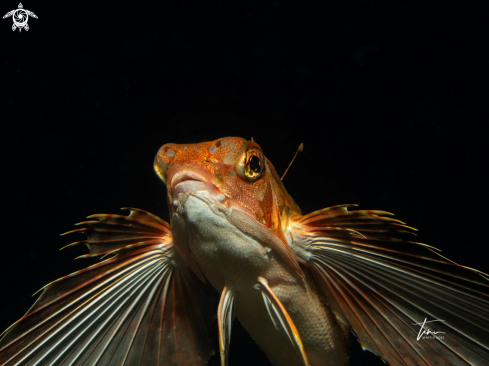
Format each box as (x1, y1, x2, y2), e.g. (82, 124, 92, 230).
(154, 137, 301, 234)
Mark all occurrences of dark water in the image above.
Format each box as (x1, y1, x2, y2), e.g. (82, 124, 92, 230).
(1, 1, 486, 365)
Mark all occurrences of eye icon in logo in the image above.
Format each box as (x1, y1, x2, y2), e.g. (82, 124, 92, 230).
(3, 3, 38, 32)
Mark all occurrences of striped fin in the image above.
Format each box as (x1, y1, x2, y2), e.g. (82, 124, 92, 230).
(291, 205, 489, 366)
(0, 208, 215, 366)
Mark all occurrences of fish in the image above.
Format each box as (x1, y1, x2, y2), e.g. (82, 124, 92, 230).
(0, 136, 488, 366)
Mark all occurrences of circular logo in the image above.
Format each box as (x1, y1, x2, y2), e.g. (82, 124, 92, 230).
(12, 8, 28, 27)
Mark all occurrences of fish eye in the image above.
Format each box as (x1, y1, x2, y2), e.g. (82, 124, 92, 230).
(235, 143, 265, 182)
(243, 149, 263, 180)
(249, 155, 260, 172)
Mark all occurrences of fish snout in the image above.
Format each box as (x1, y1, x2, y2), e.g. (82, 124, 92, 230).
(154, 144, 176, 184)
(170, 169, 226, 208)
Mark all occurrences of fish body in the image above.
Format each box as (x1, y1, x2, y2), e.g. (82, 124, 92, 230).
(156, 137, 348, 365)
(0, 136, 488, 366)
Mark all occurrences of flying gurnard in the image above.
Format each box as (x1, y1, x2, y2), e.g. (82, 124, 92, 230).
(0, 137, 488, 366)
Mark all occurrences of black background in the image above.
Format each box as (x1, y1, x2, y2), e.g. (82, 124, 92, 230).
(0, 1, 487, 365)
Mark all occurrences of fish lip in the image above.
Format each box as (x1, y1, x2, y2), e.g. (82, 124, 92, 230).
(170, 171, 209, 188)
(169, 170, 226, 213)
(169, 171, 254, 216)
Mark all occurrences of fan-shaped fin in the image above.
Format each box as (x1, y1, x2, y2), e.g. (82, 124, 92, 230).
(291, 205, 489, 366)
(217, 285, 235, 366)
(0, 208, 215, 366)
(257, 277, 309, 366)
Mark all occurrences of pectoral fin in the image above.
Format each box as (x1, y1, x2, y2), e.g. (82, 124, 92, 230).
(257, 277, 309, 366)
(291, 204, 489, 365)
(0, 208, 215, 366)
(217, 284, 235, 366)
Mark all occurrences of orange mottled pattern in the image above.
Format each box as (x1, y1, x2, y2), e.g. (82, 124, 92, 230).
(158, 137, 245, 170)
(155, 137, 300, 242)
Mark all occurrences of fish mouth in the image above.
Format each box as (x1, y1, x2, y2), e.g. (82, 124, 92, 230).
(170, 171, 209, 188)
(170, 171, 226, 214)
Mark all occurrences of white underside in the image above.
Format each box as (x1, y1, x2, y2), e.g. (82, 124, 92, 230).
(171, 187, 349, 366)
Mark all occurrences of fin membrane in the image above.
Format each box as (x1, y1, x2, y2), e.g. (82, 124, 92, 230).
(293, 204, 489, 365)
(0, 208, 215, 366)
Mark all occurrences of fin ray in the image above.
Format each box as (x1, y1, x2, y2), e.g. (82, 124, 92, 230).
(218, 285, 235, 366)
(292, 205, 489, 365)
(257, 277, 309, 366)
(0, 208, 215, 366)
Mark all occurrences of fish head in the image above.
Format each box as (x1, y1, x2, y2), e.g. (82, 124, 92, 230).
(154, 137, 303, 281)
(154, 136, 301, 233)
